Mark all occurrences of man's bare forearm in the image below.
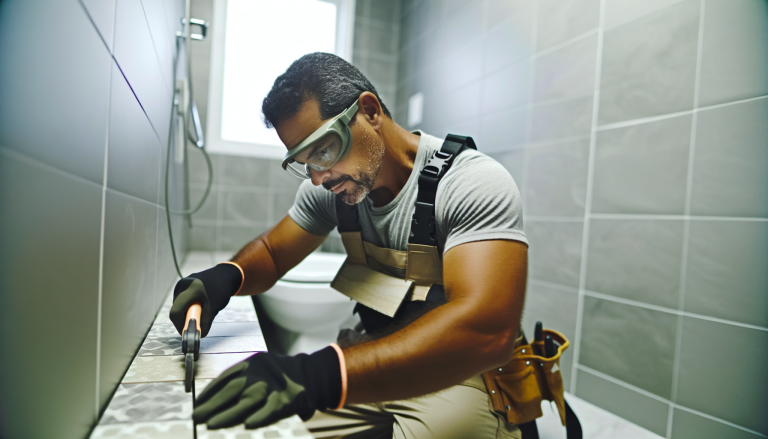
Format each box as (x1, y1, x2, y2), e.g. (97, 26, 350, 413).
(344, 240, 527, 404)
(343, 297, 519, 403)
(230, 216, 327, 296)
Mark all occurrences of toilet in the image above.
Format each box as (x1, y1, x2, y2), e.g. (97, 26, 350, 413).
(257, 252, 356, 355)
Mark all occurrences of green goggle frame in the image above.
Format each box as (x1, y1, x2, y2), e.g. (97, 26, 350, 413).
(281, 99, 359, 179)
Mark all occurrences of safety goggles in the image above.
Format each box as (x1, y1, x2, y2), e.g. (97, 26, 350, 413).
(281, 99, 359, 179)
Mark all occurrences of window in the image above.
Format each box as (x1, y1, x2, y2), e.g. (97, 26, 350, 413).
(207, 0, 355, 158)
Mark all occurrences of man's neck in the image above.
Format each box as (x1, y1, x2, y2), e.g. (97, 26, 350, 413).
(367, 122, 421, 207)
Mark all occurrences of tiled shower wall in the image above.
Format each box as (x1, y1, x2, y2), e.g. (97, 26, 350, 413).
(0, 1, 188, 438)
(187, 0, 401, 254)
(395, 0, 768, 438)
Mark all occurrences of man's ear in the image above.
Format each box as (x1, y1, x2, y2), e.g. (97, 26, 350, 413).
(358, 92, 384, 131)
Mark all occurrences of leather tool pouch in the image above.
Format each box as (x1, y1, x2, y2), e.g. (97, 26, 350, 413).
(482, 329, 570, 426)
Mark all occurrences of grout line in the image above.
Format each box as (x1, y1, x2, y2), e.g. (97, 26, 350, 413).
(95, 55, 115, 419)
(528, 278, 580, 294)
(672, 405, 768, 438)
(578, 364, 671, 403)
(584, 290, 680, 315)
(583, 289, 768, 331)
(532, 28, 599, 58)
(595, 94, 768, 132)
(519, 0, 539, 211)
(578, 364, 768, 438)
(0, 146, 103, 190)
(591, 213, 768, 221)
(684, 311, 768, 332)
(526, 215, 584, 222)
(571, 0, 606, 395)
(668, 2, 706, 435)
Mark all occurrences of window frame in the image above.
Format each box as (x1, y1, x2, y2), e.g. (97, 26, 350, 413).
(206, 0, 356, 159)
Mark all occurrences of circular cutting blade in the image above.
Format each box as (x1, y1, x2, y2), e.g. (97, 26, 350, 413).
(185, 353, 194, 393)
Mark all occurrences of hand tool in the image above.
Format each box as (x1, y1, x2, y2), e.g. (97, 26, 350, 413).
(182, 303, 201, 393)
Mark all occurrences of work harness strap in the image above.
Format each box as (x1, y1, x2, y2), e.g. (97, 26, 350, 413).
(409, 134, 476, 246)
(334, 134, 476, 240)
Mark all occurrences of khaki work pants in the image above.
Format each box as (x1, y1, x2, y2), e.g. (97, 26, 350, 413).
(304, 375, 521, 439)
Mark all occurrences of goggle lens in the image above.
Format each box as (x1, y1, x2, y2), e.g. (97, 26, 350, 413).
(287, 132, 344, 179)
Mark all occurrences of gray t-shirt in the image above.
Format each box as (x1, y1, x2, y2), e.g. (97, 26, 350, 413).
(288, 132, 527, 255)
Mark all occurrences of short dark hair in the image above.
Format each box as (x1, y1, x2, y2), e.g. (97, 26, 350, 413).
(261, 52, 391, 129)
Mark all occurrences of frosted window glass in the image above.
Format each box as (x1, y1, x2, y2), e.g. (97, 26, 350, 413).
(221, 0, 337, 146)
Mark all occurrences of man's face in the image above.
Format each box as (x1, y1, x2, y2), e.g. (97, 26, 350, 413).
(276, 98, 385, 205)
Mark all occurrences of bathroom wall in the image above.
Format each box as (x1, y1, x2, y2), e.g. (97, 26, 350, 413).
(396, 0, 768, 437)
(186, 0, 401, 255)
(0, 1, 188, 438)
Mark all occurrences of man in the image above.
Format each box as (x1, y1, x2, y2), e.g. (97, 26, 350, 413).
(170, 52, 528, 438)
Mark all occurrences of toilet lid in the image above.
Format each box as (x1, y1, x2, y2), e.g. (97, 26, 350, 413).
(282, 252, 346, 283)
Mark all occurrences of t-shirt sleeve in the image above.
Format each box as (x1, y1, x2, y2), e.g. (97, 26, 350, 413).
(287, 180, 338, 236)
(436, 152, 527, 254)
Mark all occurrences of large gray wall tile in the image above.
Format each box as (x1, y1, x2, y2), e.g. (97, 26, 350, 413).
(575, 369, 670, 436)
(221, 191, 269, 224)
(526, 220, 583, 288)
(525, 139, 589, 216)
(690, 98, 768, 218)
(155, 207, 183, 309)
(219, 155, 272, 189)
(100, 190, 159, 408)
(480, 60, 530, 114)
(684, 220, 768, 328)
(490, 150, 526, 193)
(113, 0, 172, 145)
(141, 0, 178, 94)
(675, 317, 768, 435)
(534, 34, 598, 103)
(485, 0, 531, 31)
(189, 224, 217, 251)
(482, 8, 535, 74)
(218, 225, 269, 251)
(671, 408, 764, 439)
(0, 149, 101, 439)
(531, 96, 593, 142)
(108, 64, 162, 204)
(188, 185, 220, 222)
(521, 283, 578, 390)
(0, 0, 110, 185)
(697, 0, 768, 107)
(592, 115, 691, 214)
(599, 0, 700, 124)
(580, 297, 677, 398)
(479, 107, 528, 152)
(432, 39, 483, 93)
(81, 0, 117, 50)
(604, 0, 687, 30)
(536, 0, 600, 51)
(587, 219, 684, 308)
(435, 0, 484, 55)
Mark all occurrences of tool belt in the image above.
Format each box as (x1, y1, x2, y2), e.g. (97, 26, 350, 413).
(331, 134, 581, 438)
(483, 330, 568, 424)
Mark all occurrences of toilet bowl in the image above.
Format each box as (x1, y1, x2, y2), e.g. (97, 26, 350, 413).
(258, 252, 355, 355)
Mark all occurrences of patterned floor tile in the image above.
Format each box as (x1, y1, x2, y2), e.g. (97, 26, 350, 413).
(196, 415, 312, 438)
(208, 322, 262, 337)
(99, 382, 192, 424)
(139, 336, 266, 357)
(123, 352, 254, 383)
(91, 420, 193, 438)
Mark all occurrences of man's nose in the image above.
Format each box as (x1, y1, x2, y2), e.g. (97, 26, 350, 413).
(310, 168, 331, 186)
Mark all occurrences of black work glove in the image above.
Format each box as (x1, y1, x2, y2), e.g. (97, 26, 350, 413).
(169, 263, 242, 337)
(192, 346, 343, 430)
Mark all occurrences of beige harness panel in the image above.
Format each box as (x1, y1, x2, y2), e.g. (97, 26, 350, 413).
(331, 260, 414, 317)
(333, 231, 443, 315)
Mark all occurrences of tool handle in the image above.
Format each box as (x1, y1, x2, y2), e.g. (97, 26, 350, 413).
(183, 302, 202, 335)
